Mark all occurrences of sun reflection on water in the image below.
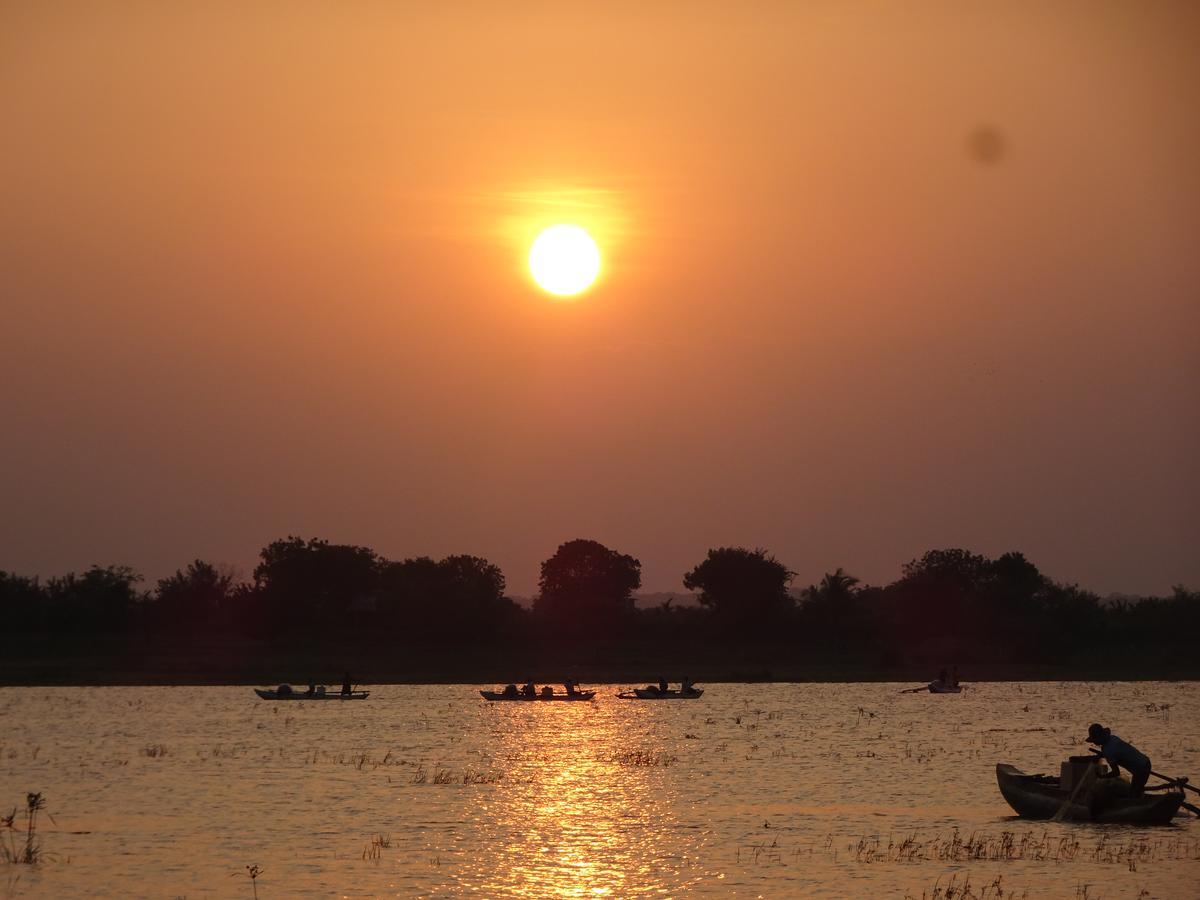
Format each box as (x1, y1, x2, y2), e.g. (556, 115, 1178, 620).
(458, 701, 697, 897)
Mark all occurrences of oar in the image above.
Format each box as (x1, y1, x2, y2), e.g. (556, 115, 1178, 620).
(1052, 761, 1098, 823)
(1150, 770, 1198, 796)
(900, 686, 930, 694)
(1147, 773, 1200, 817)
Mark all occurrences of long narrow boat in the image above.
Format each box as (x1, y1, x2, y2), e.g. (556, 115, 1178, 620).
(480, 690, 595, 702)
(996, 763, 1183, 824)
(617, 688, 704, 700)
(254, 688, 370, 700)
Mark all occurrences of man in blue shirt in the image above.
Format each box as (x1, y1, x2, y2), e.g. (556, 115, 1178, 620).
(1087, 723, 1152, 796)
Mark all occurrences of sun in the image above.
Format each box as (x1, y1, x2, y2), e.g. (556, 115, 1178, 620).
(528, 224, 601, 297)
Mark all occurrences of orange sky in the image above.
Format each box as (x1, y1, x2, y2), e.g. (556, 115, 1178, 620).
(2, 2, 1197, 595)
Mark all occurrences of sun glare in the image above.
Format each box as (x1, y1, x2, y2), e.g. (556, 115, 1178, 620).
(529, 224, 601, 297)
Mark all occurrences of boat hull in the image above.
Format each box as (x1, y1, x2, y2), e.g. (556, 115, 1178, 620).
(617, 689, 704, 700)
(254, 688, 369, 700)
(996, 764, 1182, 824)
(481, 691, 595, 702)
(928, 683, 962, 693)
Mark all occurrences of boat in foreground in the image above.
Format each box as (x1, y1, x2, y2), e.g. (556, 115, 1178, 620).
(254, 687, 370, 700)
(617, 688, 704, 700)
(480, 690, 595, 702)
(996, 763, 1183, 824)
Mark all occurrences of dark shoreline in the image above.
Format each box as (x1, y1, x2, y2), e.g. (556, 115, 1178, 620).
(3, 635, 1195, 686)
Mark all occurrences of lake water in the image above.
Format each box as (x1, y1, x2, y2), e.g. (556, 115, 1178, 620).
(1, 682, 1197, 898)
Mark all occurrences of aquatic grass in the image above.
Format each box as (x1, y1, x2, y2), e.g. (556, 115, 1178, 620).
(232, 864, 262, 899)
(362, 833, 391, 861)
(408, 764, 504, 785)
(612, 750, 677, 767)
(902, 873, 1021, 900)
(838, 829, 1199, 867)
(1, 794, 48, 865)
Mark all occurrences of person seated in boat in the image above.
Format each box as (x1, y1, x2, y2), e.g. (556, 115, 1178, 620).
(521, 681, 536, 697)
(277, 683, 293, 696)
(937, 667, 949, 688)
(315, 684, 326, 697)
(501, 683, 519, 698)
(341, 673, 353, 696)
(681, 676, 695, 695)
(1088, 723, 1152, 796)
(658, 676, 669, 693)
(305, 681, 316, 697)
(540, 685, 554, 698)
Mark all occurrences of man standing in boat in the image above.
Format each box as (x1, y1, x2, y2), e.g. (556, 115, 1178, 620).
(1088, 723, 1152, 796)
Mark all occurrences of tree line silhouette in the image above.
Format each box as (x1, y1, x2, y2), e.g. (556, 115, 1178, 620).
(2, 536, 1196, 664)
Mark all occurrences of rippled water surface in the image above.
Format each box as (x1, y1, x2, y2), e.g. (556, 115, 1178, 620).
(1, 682, 1197, 898)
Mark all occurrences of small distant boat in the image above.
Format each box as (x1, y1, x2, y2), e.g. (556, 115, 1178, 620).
(996, 763, 1183, 824)
(480, 690, 595, 702)
(254, 687, 369, 701)
(928, 682, 962, 694)
(617, 688, 704, 700)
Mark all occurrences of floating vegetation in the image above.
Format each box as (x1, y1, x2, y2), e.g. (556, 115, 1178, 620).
(611, 750, 677, 767)
(306, 748, 420, 770)
(1144, 702, 1171, 722)
(141, 744, 168, 758)
(844, 829, 1200, 867)
(736, 837, 782, 865)
(903, 873, 1022, 899)
(408, 765, 504, 785)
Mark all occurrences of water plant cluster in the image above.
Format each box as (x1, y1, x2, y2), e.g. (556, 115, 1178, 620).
(1, 793, 47, 866)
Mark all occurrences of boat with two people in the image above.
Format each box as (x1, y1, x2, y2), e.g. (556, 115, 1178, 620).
(618, 677, 703, 700)
(481, 680, 595, 702)
(995, 754, 1190, 824)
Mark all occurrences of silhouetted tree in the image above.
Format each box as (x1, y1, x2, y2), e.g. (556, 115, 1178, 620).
(44, 565, 145, 633)
(885, 548, 991, 642)
(155, 560, 238, 632)
(683, 547, 794, 631)
(534, 539, 641, 633)
(800, 567, 863, 635)
(377, 554, 514, 634)
(252, 536, 381, 628)
(0, 571, 47, 632)
(437, 554, 509, 620)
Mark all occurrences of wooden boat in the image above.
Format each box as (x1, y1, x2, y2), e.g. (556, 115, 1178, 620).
(480, 690, 595, 702)
(254, 687, 369, 700)
(617, 688, 704, 700)
(928, 682, 962, 693)
(996, 763, 1183, 824)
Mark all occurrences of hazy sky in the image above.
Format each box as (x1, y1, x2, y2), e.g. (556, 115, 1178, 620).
(3, 2, 1197, 596)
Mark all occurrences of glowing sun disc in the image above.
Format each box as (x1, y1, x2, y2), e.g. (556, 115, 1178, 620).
(529, 224, 601, 296)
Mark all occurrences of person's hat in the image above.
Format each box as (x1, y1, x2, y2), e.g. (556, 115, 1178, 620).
(1086, 723, 1109, 744)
